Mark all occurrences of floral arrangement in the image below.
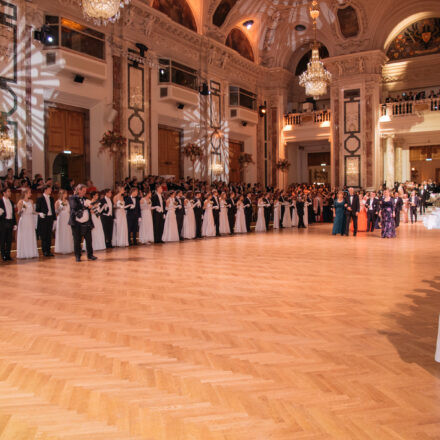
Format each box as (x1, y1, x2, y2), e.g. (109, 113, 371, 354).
(0, 114, 9, 134)
(183, 143, 203, 161)
(99, 130, 127, 157)
(276, 158, 291, 172)
(238, 152, 254, 168)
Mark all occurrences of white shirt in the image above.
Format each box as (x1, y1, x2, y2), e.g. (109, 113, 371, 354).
(349, 195, 353, 204)
(368, 198, 374, 210)
(158, 193, 163, 209)
(76, 198, 90, 223)
(131, 196, 136, 208)
(43, 193, 52, 216)
(104, 196, 113, 216)
(3, 197, 13, 219)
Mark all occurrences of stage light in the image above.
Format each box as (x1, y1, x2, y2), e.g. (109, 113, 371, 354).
(243, 20, 254, 30)
(259, 105, 267, 117)
(34, 25, 56, 45)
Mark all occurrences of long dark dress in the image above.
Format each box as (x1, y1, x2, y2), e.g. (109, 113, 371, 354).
(380, 198, 396, 238)
(332, 200, 346, 235)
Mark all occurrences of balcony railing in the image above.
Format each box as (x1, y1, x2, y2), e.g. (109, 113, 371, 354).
(284, 110, 331, 127)
(381, 98, 440, 118)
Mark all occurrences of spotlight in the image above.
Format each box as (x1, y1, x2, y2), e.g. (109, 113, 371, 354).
(34, 25, 56, 45)
(259, 105, 267, 117)
(135, 43, 149, 58)
(73, 74, 84, 83)
(199, 82, 210, 96)
(243, 20, 254, 30)
(241, 121, 248, 127)
(177, 103, 185, 110)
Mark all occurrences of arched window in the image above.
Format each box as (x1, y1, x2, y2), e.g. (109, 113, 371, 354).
(387, 18, 440, 61)
(213, 0, 238, 28)
(152, 0, 197, 32)
(295, 46, 329, 76)
(225, 28, 254, 62)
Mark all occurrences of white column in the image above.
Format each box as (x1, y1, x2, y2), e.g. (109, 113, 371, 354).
(395, 144, 402, 183)
(385, 135, 395, 189)
(401, 147, 411, 182)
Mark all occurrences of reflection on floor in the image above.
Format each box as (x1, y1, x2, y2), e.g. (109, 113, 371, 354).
(1, 223, 439, 439)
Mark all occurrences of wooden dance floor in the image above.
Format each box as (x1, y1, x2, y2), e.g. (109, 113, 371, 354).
(1, 224, 439, 439)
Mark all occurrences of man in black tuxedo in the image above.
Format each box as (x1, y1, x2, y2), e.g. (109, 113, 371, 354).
(366, 191, 379, 232)
(36, 185, 56, 257)
(100, 188, 113, 248)
(296, 196, 306, 228)
(68, 184, 96, 262)
(244, 192, 253, 232)
(226, 191, 236, 234)
(193, 191, 203, 238)
(211, 189, 220, 236)
(0, 188, 17, 261)
(419, 185, 429, 215)
(344, 187, 360, 236)
(124, 187, 141, 246)
(263, 193, 271, 230)
(175, 190, 185, 240)
(393, 191, 403, 228)
(279, 192, 286, 228)
(409, 190, 420, 224)
(151, 185, 165, 243)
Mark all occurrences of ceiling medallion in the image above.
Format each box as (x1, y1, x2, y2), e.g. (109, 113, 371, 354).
(81, 0, 130, 26)
(299, 0, 331, 100)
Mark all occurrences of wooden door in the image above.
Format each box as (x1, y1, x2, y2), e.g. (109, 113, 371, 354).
(65, 111, 84, 155)
(68, 155, 85, 186)
(229, 139, 243, 183)
(158, 126, 181, 177)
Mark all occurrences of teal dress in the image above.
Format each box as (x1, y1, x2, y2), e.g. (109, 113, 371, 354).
(332, 200, 346, 235)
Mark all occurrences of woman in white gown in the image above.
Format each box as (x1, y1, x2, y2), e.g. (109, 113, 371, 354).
(112, 186, 129, 247)
(55, 189, 74, 254)
(291, 197, 298, 227)
(282, 197, 292, 228)
(423, 207, 440, 230)
(16, 188, 39, 259)
(219, 192, 230, 235)
(84, 191, 106, 251)
(304, 196, 310, 227)
(162, 191, 180, 242)
(234, 196, 247, 234)
(139, 190, 154, 244)
(202, 194, 216, 237)
(273, 198, 281, 229)
(255, 196, 267, 232)
(183, 193, 196, 239)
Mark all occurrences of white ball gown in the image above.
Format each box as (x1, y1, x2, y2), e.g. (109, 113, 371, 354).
(55, 200, 74, 254)
(202, 201, 216, 237)
(273, 201, 281, 229)
(112, 199, 129, 247)
(219, 200, 230, 235)
(84, 207, 106, 251)
(255, 201, 266, 232)
(139, 199, 154, 244)
(234, 202, 247, 234)
(282, 201, 292, 228)
(183, 200, 196, 239)
(423, 208, 440, 230)
(291, 201, 298, 227)
(162, 199, 179, 242)
(16, 200, 39, 259)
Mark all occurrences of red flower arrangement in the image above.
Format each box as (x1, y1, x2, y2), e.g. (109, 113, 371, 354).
(276, 158, 291, 172)
(99, 130, 127, 157)
(183, 143, 203, 161)
(238, 152, 254, 168)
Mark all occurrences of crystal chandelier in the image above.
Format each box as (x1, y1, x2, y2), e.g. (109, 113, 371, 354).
(299, 0, 331, 100)
(81, 0, 130, 26)
(0, 115, 14, 162)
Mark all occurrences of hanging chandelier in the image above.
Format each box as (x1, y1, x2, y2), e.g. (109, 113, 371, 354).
(299, 0, 331, 100)
(0, 115, 14, 162)
(81, 0, 130, 26)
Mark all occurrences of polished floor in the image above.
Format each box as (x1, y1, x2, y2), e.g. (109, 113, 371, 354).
(0, 222, 439, 439)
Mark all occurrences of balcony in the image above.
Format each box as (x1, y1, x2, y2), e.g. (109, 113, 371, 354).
(283, 110, 331, 142)
(380, 98, 440, 136)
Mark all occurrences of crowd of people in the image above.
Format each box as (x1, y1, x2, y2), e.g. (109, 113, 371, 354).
(385, 89, 440, 103)
(0, 169, 438, 262)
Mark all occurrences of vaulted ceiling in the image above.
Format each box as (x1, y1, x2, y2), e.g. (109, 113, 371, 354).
(145, 0, 440, 71)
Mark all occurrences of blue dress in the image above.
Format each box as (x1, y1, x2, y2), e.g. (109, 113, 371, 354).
(332, 200, 346, 235)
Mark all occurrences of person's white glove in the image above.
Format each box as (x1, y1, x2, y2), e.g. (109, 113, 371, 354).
(13, 225, 17, 231)
(0, 208, 4, 216)
(138, 217, 142, 224)
(39, 213, 46, 218)
(84, 200, 91, 208)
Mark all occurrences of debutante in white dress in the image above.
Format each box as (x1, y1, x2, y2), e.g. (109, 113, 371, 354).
(16, 200, 39, 259)
(84, 205, 106, 251)
(234, 201, 247, 233)
(304, 200, 310, 226)
(273, 200, 281, 229)
(55, 200, 74, 254)
(139, 199, 154, 243)
(202, 201, 216, 237)
(282, 200, 292, 228)
(255, 201, 266, 232)
(112, 199, 129, 247)
(162, 198, 179, 242)
(291, 201, 298, 227)
(183, 200, 196, 239)
(219, 200, 230, 235)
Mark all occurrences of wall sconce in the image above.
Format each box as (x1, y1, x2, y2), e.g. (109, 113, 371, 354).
(131, 154, 146, 169)
(259, 105, 267, 117)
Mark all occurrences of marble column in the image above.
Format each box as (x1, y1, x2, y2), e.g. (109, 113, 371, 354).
(384, 135, 395, 189)
(395, 143, 402, 183)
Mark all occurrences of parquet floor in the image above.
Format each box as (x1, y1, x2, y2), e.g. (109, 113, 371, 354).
(1, 223, 439, 439)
